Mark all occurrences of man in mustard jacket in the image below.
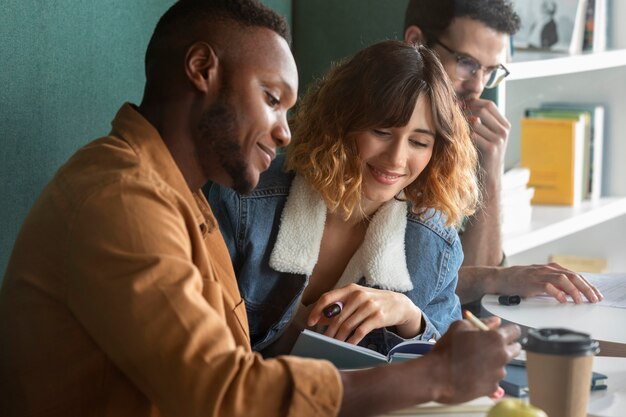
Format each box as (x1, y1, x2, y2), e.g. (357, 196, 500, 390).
(0, 1, 520, 416)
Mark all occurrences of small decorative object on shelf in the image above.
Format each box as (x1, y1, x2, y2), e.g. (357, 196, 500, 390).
(512, 0, 608, 56)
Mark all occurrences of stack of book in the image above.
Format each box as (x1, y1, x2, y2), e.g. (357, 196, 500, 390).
(520, 102, 604, 206)
(501, 167, 534, 234)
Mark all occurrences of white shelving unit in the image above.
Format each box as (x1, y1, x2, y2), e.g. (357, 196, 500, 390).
(500, 3, 626, 271)
(503, 197, 626, 256)
(506, 49, 626, 80)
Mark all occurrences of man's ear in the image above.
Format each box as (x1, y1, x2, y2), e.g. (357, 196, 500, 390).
(185, 41, 219, 94)
(404, 25, 425, 46)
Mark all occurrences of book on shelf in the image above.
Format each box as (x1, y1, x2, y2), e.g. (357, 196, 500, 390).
(592, 0, 607, 52)
(540, 102, 605, 201)
(512, 0, 588, 55)
(501, 167, 534, 234)
(501, 361, 608, 398)
(582, 0, 595, 51)
(524, 107, 591, 200)
(570, 0, 589, 54)
(520, 117, 586, 205)
(290, 329, 434, 370)
(549, 254, 608, 272)
(582, 0, 608, 52)
(502, 166, 531, 191)
(501, 189, 535, 235)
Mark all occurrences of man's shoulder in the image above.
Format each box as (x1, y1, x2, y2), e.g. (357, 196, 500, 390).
(54, 134, 182, 211)
(61, 135, 138, 179)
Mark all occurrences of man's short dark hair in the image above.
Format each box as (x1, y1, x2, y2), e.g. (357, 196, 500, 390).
(404, 0, 520, 44)
(145, 0, 290, 69)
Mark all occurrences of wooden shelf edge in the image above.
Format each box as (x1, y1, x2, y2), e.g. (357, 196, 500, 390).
(503, 197, 626, 256)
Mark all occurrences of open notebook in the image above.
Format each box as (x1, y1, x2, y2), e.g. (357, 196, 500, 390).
(290, 329, 434, 369)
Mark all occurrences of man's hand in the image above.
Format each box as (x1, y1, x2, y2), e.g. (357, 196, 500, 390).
(464, 98, 510, 179)
(429, 317, 521, 404)
(492, 263, 603, 304)
(336, 317, 520, 417)
(307, 283, 423, 344)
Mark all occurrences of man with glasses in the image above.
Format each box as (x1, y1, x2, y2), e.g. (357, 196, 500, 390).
(404, 0, 602, 307)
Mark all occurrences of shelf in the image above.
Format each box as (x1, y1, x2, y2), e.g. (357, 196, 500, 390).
(506, 49, 626, 80)
(503, 197, 626, 256)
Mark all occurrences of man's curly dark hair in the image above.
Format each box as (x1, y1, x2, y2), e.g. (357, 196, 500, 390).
(145, 0, 289, 70)
(404, 0, 520, 45)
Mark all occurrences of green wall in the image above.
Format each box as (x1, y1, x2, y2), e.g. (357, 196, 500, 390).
(293, 0, 408, 93)
(263, 0, 292, 25)
(0, 1, 292, 278)
(0, 1, 175, 277)
(0, 0, 406, 278)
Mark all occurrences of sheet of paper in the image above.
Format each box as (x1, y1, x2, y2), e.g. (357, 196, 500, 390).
(584, 273, 626, 309)
(536, 273, 626, 308)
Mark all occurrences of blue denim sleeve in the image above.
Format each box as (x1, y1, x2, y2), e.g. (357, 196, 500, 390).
(203, 182, 241, 266)
(361, 230, 464, 355)
(417, 234, 464, 338)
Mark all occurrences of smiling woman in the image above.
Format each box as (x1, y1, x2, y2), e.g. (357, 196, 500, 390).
(355, 95, 435, 210)
(205, 40, 480, 357)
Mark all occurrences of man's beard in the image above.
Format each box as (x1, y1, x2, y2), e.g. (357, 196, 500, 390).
(197, 93, 254, 195)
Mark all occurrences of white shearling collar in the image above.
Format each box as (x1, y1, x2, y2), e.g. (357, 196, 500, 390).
(269, 175, 413, 292)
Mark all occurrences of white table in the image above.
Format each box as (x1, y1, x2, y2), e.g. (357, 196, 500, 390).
(381, 356, 626, 417)
(481, 294, 626, 346)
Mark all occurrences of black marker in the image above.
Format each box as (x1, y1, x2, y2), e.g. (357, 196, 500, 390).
(323, 301, 343, 318)
(498, 295, 521, 306)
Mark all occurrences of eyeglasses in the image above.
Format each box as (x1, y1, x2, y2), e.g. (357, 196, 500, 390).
(432, 39, 510, 89)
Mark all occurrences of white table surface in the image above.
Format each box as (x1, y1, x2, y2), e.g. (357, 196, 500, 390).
(380, 356, 626, 417)
(481, 294, 626, 345)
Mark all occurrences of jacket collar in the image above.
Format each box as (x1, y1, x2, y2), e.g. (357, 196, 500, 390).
(109, 103, 214, 231)
(269, 175, 413, 292)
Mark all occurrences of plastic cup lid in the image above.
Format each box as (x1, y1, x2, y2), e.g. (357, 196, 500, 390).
(522, 328, 600, 356)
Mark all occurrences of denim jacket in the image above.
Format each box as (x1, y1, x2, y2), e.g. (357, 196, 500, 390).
(205, 156, 462, 354)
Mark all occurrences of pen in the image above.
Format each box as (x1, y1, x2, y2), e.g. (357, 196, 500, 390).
(323, 301, 343, 318)
(463, 309, 505, 399)
(463, 309, 489, 330)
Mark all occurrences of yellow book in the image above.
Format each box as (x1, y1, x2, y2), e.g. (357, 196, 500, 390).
(549, 254, 608, 273)
(520, 117, 585, 205)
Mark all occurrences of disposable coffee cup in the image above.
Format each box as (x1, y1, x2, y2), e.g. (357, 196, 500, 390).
(523, 328, 599, 417)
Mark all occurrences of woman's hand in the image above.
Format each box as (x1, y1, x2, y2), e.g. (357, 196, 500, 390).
(307, 283, 424, 344)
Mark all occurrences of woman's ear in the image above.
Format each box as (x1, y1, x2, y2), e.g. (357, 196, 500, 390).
(404, 25, 425, 46)
(185, 41, 219, 94)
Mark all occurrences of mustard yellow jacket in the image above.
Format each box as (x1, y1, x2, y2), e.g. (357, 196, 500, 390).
(0, 104, 342, 417)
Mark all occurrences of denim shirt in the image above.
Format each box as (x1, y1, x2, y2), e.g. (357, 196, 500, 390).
(205, 157, 463, 355)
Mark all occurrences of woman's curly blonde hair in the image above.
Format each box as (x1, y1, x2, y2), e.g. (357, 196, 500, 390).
(286, 40, 480, 227)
